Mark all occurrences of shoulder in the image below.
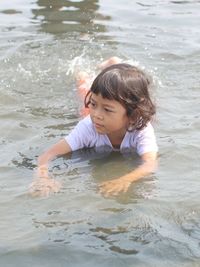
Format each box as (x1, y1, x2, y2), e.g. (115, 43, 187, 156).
(79, 115, 93, 125)
(135, 122, 155, 137)
(124, 123, 155, 142)
(133, 122, 158, 155)
(64, 115, 97, 151)
(76, 115, 95, 132)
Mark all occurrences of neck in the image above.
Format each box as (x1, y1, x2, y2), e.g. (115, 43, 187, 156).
(107, 129, 127, 148)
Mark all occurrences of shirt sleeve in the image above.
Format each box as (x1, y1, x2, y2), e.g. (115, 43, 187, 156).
(135, 123, 158, 156)
(64, 116, 95, 151)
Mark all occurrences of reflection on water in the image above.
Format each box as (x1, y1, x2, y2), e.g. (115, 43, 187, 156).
(32, 0, 110, 35)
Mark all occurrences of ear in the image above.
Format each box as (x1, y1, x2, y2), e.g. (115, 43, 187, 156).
(127, 118, 135, 131)
(128, 117, 135, 125)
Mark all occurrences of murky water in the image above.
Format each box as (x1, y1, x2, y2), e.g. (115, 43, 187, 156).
(0, 0, 200, 266)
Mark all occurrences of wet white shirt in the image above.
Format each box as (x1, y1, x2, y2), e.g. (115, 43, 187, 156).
(65, 115, 158, 155)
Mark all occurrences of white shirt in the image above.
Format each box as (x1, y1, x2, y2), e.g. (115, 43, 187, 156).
(65, 115, 158, 155)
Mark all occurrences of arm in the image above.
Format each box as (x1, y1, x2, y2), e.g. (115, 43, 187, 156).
(99, 151, 157, 197)
(118, 151, 157, 183)
(38, 139, 72, 170)
(29, 139, 72, 197)
(30, 113, 91, 197)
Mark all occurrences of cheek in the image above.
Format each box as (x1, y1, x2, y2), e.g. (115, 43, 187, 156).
(109, 113, 128, 126)
(121, 115, 130, 126)
(88, 106, 94, 114)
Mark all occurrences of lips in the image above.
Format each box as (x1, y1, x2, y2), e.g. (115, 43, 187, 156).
(94, 122, 103, 128)
(92, 119, 104, 129)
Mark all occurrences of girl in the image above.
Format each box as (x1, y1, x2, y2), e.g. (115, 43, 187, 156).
(30, 58, 158, 197)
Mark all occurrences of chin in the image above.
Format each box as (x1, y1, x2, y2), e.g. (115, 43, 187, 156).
(96, 130, 105, 134)
(95, 128, 106, 134)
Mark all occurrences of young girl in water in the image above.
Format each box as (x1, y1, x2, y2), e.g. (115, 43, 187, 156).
(30, 57, 158, 197)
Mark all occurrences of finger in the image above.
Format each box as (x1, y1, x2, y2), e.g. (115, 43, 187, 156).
(99, 182, 110, 188)
(99, 184, 112, 194)
(29, 183, 49, 197)
(100, 183, 130, 197)
(99, 182, 118, 191)
(103, 189, 120, 198)
(100, 186, 121, 197)
(99, 182, 115, 191)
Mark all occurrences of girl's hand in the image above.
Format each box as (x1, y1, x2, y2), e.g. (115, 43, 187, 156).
(99, 177, 131, 197)
(29, 166, 61, 197)
(99, 152, 157, 198)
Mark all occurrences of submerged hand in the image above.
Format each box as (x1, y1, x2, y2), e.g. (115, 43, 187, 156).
(29, 177, 61, 197)
(99, 178, 131, 197)
(29, 166, 61, 197)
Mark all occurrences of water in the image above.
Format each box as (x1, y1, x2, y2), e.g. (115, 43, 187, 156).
(0, 0, 200, 266)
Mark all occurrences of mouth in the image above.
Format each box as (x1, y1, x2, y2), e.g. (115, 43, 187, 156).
(94, 122, 104, 129)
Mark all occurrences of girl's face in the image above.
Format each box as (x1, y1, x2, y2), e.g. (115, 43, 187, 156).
(89, 93, 130, 139)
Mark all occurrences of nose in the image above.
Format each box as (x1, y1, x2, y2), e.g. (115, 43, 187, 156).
(93, 108, 103, 120)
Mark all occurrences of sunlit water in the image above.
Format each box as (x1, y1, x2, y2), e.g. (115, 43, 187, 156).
(0, 0, 200, 266)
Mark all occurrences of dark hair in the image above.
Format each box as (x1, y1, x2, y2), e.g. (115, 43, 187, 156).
(85, 63, 156, 130)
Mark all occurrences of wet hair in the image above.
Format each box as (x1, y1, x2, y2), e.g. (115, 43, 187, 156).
(85, 63, 156, 130)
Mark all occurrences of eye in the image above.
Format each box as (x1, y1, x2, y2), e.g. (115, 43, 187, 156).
(104, 108, 113, 113)
(90, 101, 96, 108)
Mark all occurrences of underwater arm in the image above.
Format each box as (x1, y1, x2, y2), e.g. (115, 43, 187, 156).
(29, 139, 72, 197)
(99, 151, 157, 197)
(120, 151, 157, 183)
(37, 139, 72, 170)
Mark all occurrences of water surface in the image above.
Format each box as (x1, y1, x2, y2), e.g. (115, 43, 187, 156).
(0, 0, 200, 266)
